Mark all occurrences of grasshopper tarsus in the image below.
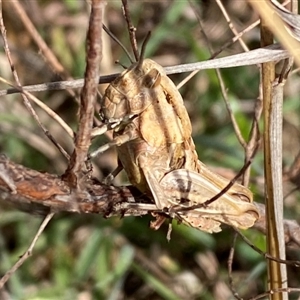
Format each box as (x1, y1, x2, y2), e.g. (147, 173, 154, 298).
(150, 213, 167, 230)
(102, 164, 123, 185)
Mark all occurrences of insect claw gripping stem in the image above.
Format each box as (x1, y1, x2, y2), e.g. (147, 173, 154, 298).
(102, 164, 123, 185)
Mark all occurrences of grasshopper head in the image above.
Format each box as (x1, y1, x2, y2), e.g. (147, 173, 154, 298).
(99, 32, 161, 128)
(99, 60, 162, 128)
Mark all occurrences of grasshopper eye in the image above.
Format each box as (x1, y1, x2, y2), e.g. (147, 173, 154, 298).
(142, 69, 161, 88)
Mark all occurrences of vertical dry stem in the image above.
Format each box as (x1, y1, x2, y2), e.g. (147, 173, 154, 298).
(64, 0, 105, 188)
(257, 1, 288, 299)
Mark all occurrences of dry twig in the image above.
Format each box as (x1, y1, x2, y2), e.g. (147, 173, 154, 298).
(63, 0, 105, 188)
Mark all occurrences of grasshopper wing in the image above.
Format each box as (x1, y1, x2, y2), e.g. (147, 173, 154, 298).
(160, 169, 259, 231)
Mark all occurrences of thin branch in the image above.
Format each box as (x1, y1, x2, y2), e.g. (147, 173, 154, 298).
(211, 19, 260, 59)
(235, 228, 300, 267)
(121, 0, 139, 61)
(0, 155, 300, 248)
(0, 44, 290, 97)
(63, 0, 104, 187)
(0, 154, 153, 216)
(0, 213, 54, 289)
(0, 1, 68, 159)
(228, 233, 243, 300)
(0, 77, 74, 140)
(215, 0, 249, 52)
(8, 0, 68, 79)
(177, 2, 259, 90)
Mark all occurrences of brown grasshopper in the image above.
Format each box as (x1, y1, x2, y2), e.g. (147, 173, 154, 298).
(95, 42, 259, 233)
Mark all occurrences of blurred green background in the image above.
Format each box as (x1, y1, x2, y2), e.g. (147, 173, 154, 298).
(0, 1, 300, 299)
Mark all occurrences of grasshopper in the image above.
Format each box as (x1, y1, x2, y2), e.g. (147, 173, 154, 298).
(95, 40, 259, 233)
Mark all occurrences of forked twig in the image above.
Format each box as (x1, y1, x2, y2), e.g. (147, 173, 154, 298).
(211, 19, 260, 59)
(63, 0, 104, 187)
(177, 0, 257, 91)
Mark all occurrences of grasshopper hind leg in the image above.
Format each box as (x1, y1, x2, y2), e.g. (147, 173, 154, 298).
(137, 155, 170, 210)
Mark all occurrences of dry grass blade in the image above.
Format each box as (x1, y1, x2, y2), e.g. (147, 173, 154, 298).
(271, 0, 300, 40)
(0, 44, 291, 97)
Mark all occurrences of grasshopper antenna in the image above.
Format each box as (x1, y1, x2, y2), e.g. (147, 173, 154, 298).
(102, 24, 134, 64)
(115, 60, 128, 69)
(136, 31, 151, 69)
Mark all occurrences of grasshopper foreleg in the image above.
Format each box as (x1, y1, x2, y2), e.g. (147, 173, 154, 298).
(91, 134, 132, 157)
(91, 124, 139, 158)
